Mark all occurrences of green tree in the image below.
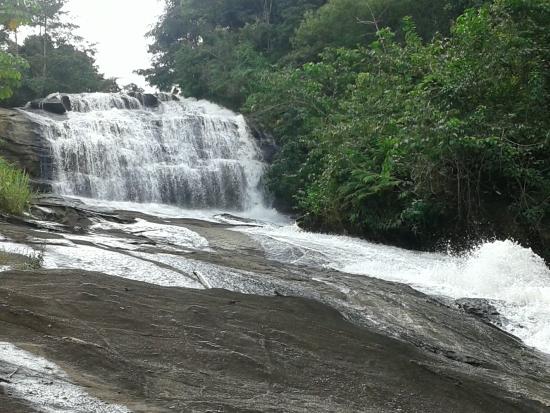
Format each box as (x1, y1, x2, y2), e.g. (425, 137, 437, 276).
(0, 0, 36, 100)
(144, 0, 549, 259)
(141, 0, 326, 108)
(0, 0, 37, 52)
(245, 0, 550, 258)
(5, 34, 116, 106)
(0, 50, 26, 99)
(32, 0, 65, 78)
(292, 0, 484, 62)
(1, 0, 117, 106)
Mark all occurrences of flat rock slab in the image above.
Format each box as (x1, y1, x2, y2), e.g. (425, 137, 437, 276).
(0, 270, 547, 413)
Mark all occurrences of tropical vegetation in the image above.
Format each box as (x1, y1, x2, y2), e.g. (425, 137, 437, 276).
(0, 0, 117, 106)
(0, 156, 32, 215)
(145, 0, 550, 259)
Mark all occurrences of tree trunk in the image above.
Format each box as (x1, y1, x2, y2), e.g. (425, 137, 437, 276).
(42, 16, 48, 81)
(263, 0, 273, 51)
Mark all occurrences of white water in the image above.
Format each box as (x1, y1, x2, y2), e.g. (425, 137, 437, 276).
(25, 93, 266, 210)
(91, 218, 210, 250)
(61, 196, 290, 225)
(0, 342, 130, 413)
(238, 224, 550, 353)
(1, 198, 549, 354)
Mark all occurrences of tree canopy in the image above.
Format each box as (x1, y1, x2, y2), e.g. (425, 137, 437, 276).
(146, 0, 550, 259)
(0, 0, 117, 105)
(140, 0, 326, 108)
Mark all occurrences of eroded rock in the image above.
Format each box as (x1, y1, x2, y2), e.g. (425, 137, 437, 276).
(247, 120, 278, 164)
(0, 108, 52, 186)
(142, 93, 160, 108)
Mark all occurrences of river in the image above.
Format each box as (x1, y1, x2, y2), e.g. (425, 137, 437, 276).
(0, 92, 549, 412)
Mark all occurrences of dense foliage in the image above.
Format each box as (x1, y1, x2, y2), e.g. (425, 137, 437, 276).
(6, 34, 118, 105)
(146, 0, 550, 259)
(141, 0, 326, 108)
(0, 48, 26, 99)
(0, 0, 117, 106)
(0, 0, 34, 99)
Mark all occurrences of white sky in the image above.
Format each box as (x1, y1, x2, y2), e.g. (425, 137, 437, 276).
(63, 0, 165, 90)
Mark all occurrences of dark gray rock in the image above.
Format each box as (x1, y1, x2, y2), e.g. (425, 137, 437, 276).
(61, 94, 72, 112)
(29, 99, 42, 110)
(127, 91, 162, 107)
(0, 108, 53, 187)
(29, 94, 72, 115)
(127, 91, 143, 105)
(456, 297, 505, 326)
(1, 269, 549, 412)
(120, 95, 133, 109)
(248, 120, 278, 163)
(142, 93, 160, 108)
(41, 99, 66, 114)
(156, 92, 179, 102)
(1, 199, 550, 411)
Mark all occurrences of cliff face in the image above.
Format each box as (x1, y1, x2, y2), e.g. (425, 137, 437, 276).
(0, 108, 52, 189)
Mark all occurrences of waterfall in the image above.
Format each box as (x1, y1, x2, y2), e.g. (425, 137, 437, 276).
(24, 93, 266, 210)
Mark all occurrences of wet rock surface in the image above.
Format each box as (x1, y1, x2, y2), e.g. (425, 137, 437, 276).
(455, 297, 506, 326)
(0, 270, 548, 413)
(0, 108, 52, 185)
(248, 122, 279, 164)
(0, 199, 549, 412)
(127, 92, 161, 108)
(30, 95, 71, 115)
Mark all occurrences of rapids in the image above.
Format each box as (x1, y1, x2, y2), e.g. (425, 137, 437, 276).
(6, 92, 550, 355)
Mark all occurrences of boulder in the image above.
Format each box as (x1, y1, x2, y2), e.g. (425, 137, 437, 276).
(156, 92, 181, 102)
(127, 91, 143, 104)
(29, 95, 72, 115)
(61, 95, 72, 112)
(1, 268, 549, 412)
(29, 99, 42, 110)
(120, 95, 132, 109)
(126, 92, 163, 108)
(0, 108, 53, 188)
(142, 93, 160, 108)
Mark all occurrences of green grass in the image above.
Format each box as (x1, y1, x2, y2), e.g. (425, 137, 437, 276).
(0, 157, 32, 215)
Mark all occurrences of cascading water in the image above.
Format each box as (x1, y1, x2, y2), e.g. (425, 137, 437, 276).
(24, 92, 266, 210)
(14, 92, 550, 356)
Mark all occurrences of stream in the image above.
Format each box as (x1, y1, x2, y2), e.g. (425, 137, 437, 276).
(0, 92, 549, 412)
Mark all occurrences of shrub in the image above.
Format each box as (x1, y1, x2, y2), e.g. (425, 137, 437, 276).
(0, 157, 32, 215)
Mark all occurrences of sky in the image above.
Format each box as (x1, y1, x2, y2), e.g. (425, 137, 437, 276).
(63, 0, 165, 90)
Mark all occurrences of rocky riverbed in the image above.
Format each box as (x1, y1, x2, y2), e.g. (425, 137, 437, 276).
(1, 196, 550, 412)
